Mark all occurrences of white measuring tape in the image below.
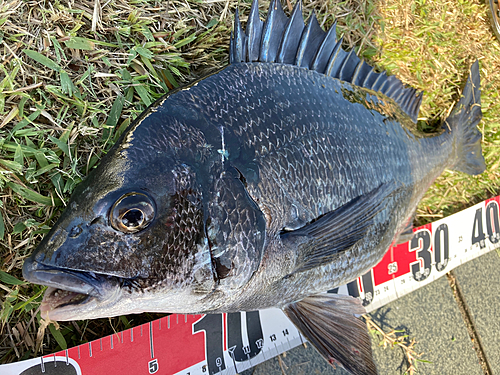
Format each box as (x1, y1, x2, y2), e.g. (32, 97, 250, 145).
(3, 196, 500, 375)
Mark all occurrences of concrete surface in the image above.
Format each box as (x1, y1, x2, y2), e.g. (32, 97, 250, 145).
(242, 251, 500, 374)
(369, 276, 482, 375)
(454, 250, 500, 374)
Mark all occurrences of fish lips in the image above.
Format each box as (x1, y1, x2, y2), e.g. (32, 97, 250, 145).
(23, 260, 103, 298)
(23, 260, 123, 321)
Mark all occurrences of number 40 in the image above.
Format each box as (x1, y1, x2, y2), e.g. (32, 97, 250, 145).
(472, 201, 500, 249)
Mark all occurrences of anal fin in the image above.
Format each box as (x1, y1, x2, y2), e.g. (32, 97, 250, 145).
(283, 294, 377, 375)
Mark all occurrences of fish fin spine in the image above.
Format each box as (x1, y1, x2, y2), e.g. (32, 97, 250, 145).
(229, 0, 423, 122)
(445, 60, 485, 175)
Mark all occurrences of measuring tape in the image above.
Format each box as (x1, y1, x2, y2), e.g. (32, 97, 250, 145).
(3, 196, 500, 375)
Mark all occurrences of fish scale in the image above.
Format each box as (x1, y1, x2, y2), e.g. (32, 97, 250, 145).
(23, 1, 485, 374)
(201, 64, 414, 222)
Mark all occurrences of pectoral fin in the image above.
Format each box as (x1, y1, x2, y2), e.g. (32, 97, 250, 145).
(280, 183, 393, 273)
(283, 294, 377, 375)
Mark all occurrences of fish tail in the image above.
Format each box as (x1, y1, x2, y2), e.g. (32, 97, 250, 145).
(445, 60, 486, 175)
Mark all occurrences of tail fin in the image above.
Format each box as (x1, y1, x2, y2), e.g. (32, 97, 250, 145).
(445, 60, 486, 175)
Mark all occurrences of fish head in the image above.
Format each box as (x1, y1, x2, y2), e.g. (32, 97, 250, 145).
(23, 134, 219, 320)
(23, 96, 269, 320)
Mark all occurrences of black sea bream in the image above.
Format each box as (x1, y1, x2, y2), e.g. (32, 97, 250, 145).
(23, 1, 485, 373)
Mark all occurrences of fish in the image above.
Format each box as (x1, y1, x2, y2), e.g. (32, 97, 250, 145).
(22, 1, 485, 374)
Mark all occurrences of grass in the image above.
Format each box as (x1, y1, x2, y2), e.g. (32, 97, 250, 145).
(365, 315, 429, 375)
(0, 0, 499, 369)
(374, 0, 500, 224)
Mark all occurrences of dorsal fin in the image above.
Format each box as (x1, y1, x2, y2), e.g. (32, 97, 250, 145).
(246, 0, 264, 62)
(259, 0, 288, 62)
(277, 1, 305, 64)
(229, 0, 423, 123)
(295, 11, 326, 69)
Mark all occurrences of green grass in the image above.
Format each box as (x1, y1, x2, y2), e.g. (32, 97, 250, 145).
(373, 0, 500, 224)
(0, 0, 499, 367)
(0, 0, 236, 362)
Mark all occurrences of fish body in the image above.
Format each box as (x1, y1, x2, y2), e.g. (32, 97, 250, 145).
(23, 1, 485, 374)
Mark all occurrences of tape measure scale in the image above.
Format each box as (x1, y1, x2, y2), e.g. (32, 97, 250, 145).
(2, 310, 303, 375)
(353, 195, 500, 313)
(2, 196, 500, 375)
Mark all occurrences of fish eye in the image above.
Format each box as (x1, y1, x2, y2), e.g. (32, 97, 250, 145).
(110, 193, 155, 233)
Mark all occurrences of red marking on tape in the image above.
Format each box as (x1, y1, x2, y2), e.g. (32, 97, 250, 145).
(223, 312, 228, 352)
(485, 196, 500, 206)
(44, 315, 207, 375)
(372, 223, 433, 286)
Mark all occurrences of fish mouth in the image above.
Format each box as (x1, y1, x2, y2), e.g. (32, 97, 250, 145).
(41, 286, 92, 315)
(23, 260, 121, 320)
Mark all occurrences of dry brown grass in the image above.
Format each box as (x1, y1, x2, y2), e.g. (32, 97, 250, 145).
(373, 0, 500, 223)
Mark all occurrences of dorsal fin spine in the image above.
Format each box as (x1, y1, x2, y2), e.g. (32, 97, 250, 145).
(324, 38, 343, 77)
(260, 0, 288, 62)
(371, 71, 388, 92)
(381, 77, 399, 98)
(362, 68, 379, 89)
(350, 62, 363, 85)
(392, 87, 406, 102)
(230, 0, 423, 122)
(230, 30, 235, 63)
(401, 89, 415, 109)
(230, 9, 245, 63)
(339, 49, 361, 81)
(294, 10, 313, 67)
(325, 38, 348, 78)
(378, 80, 389, 93)
(413, 92, 424, 119)
(296, 12, 326, 69)
(277, 0, 305, 64)
(311, 21, 337, 73)
(246, 0, 264, 61)
(352, 60, 372, 87)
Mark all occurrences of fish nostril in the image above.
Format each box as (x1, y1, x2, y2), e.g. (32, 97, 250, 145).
(89, 216, 104, 226)
(69, 226, 83, 238)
